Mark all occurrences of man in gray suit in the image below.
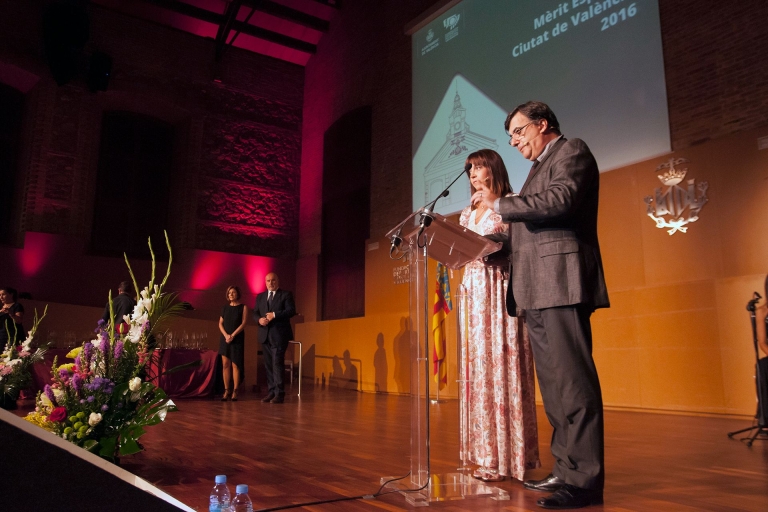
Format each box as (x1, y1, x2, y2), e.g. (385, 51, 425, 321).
(472, 101, 609, 509)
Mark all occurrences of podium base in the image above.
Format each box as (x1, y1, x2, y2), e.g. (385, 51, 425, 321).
(380, 472, 510, 506)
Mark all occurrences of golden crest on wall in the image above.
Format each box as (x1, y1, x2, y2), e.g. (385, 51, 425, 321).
(644, 157, 708, 235)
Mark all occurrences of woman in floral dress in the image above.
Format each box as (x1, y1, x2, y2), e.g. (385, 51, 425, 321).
(459, 149, 539, 482)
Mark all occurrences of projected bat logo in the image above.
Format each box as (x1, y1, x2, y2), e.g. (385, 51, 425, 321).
(644, 157, 708, 235)
(426, 29, 435, 43)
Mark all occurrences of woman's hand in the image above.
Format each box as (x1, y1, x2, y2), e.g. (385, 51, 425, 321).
(470, 185, 496, 211)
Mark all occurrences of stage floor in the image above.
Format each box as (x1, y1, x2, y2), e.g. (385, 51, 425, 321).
(15, 383, 768, 511)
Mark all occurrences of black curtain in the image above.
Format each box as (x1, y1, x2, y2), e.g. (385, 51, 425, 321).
(320, 107, 372, 320)
(91, 111, 173, 259)
(0, 83, 24, 245)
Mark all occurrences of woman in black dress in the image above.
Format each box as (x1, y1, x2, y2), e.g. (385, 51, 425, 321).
(218, 285, 248, 401)
(0, 287, 25, 348)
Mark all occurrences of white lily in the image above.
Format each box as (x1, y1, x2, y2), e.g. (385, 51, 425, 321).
(129, 376, 142, 392)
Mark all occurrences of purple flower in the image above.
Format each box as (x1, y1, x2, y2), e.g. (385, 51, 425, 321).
(113, 340, 124, 360)
(80, 399, 86, 404)
(101, 404, 109, 411)
(99, 331, 110, 355)
(72, 373, 83, 393)
(87, 395, 95, 403)
(58, 368, 70, 378)
(95, 319, 105, 332)
(44, 385, 55, 404)
(83, 343, 93, 366)
(84, 377, 115, 394)
(116, 402, 124, 409)
(74, 354, 81, 368)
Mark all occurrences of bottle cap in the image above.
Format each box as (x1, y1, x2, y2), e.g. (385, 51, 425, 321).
(236, 484, 248, 494)
(215, 475, 227, 484)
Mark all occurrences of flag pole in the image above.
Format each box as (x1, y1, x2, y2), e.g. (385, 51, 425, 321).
(431, 360, 443, 404)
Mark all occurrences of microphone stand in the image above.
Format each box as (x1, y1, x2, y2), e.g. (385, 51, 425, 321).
(728, 291, 768, 445)
(389, 164, 470, 257)
(416, 164, 470, 246)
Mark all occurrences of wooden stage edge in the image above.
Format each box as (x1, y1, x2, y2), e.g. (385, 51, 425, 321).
(11, 383, 768, 511)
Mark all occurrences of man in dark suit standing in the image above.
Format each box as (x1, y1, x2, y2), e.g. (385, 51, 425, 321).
(253, 272, 296, 404)
(100, 281, 136, 331)
(472, 101, 609, 509)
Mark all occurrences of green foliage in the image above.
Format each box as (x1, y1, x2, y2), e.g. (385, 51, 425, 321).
(24, 233, 183, 463)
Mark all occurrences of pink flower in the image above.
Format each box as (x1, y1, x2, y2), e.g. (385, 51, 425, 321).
(49, 406, 67, 422)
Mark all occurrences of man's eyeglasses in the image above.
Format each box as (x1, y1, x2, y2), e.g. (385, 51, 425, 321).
(508, 120, 537, 144)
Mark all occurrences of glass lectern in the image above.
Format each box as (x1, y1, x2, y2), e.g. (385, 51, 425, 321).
(382, 210, 510, 505)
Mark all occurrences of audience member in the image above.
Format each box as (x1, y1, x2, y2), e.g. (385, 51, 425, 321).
(253, 273, 295, 404)
(218, 285, 248, 401)
(100, 281, 136, 331)
(758, 275, 768, 358)
(0, 286, 25, 346)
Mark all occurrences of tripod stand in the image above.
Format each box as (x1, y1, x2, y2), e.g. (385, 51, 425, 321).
(727, 292, 768, 446)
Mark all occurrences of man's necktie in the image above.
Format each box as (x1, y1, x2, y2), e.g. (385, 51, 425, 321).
(267, 291, 273, 309)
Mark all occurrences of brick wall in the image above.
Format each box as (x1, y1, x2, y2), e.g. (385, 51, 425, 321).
(660, 0, 768, 148)
(0, 0, 304, 259)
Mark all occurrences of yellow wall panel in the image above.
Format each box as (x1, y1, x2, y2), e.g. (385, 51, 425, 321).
(295, 126, 768, 416)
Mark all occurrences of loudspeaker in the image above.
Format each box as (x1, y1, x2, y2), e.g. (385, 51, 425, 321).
(42, 2, 90, 86)
(87, 52, 112, 92)
(0, 410, 192, 511)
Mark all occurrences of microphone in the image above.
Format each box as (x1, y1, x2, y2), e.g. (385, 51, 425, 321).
(390, 189, 452, 251)
(411, 162, 472, 244)
(423, 189, 449, 214)
(424, 163, 470, 215)
(521, 130, 543, 150)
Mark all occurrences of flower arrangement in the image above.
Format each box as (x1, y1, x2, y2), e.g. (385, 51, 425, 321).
(0, 308, 47, 409)
(25, 233, 184, 462)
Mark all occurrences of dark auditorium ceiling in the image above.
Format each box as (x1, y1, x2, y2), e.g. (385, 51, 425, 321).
(91, 0, 339, 66)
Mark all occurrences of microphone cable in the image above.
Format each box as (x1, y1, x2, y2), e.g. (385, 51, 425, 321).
(253, 471, 432, 511)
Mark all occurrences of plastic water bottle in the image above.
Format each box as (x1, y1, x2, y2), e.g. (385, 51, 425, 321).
(231, 484, 253, 512)
(209, 475, 231, 512)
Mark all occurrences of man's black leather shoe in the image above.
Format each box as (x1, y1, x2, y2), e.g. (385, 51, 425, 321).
(270, 395, 285, 404)
(524, 474, 567, 492)
(536, 485, 602, 509)
(260, 393, 275, 403)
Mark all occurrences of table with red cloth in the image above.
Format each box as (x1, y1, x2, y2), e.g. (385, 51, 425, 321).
(24, 347, 217, 399)
(150, 348, 217, 398)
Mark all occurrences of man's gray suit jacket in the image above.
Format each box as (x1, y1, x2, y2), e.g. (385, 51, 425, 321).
(498, 137, 610, 314)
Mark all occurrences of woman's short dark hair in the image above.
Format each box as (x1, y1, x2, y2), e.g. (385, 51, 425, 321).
(464, 149, 512, 199)
(0, 287, 18, 302)
(505, 100, 561, 134)
(226, 286, 241, 301)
